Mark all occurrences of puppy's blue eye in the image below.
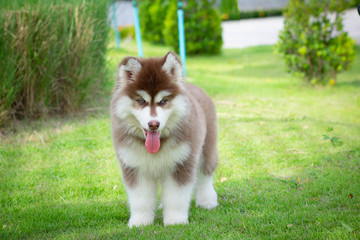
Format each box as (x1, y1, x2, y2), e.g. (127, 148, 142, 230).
(137, 99, 146, 105)
(159, 99, 168, 105)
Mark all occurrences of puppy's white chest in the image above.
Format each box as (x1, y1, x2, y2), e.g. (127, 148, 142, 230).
(117, 140, 191, 178)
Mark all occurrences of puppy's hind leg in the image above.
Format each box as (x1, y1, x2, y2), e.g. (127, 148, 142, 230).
(195, 169, 218, 209)
(195, 122, 218, 209)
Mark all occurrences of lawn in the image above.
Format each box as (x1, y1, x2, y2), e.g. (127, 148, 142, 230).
(1, 40, 360, 239)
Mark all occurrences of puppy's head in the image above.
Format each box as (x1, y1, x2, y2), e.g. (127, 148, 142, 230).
(112, 52, 188, 153)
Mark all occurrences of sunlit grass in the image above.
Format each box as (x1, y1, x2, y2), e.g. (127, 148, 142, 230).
(1, 40, 359, 239)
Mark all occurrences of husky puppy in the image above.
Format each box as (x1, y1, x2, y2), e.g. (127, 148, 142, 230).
(110, 52, 218, 227)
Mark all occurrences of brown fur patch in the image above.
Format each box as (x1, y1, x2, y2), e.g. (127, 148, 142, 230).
(201, 114, 218, 175)
(173, 153, 197, 185)
(187, 84, 219, 176)
(171, 84, 218, 185)
(122, 56, 181, 100)
(150, 102, 157, 117)
(120, 161, 138, 187)
(170, 85, 208, 185)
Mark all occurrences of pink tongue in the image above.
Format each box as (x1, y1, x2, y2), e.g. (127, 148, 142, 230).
(145, 131, 160, 153)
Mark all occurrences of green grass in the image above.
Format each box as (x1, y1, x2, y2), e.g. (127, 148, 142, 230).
(1, 41, 360, 239)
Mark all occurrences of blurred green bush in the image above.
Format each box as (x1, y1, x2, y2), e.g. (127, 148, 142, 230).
(139, 0, 170, 44)
(163, 0, 223, 55)
(222, 9, 283, 21)
(220, 0, 358, 21)
(276, 0, 355, 85)
(220, 0, 283, 21)
(0, 0, 110, 126)
(220, 0, 240, 20)
(119, 26, 135, 40)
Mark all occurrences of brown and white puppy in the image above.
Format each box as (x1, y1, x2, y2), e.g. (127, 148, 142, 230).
(110, 52, 218, 227)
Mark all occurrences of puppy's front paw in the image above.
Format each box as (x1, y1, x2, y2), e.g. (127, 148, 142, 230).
(163, 212, 188, 226)
(128, 214, 154, 227)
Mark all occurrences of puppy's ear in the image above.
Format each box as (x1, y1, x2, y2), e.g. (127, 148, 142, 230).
(162, 51, 184, 83)
(117, 57, 142, 86)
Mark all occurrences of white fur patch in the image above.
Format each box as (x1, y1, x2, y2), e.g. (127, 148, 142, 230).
(114, 95, 133, 120)
(162, 53, 183, 82)
(155, 90, 172, 103)
(118, 140, 191, 179)
(195, 172, 218, 209)
(153, 106, 172, 129)
(160, 95, 188, 138)
(136, 90, 151, 102)
(123, 58, 142, 74)
(131, 105, 152, 131)
(118, 58, 142, 86)
(127, 175, 157, 227)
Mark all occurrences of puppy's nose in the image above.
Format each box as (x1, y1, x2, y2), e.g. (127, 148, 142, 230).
(148, 120, 160, 131)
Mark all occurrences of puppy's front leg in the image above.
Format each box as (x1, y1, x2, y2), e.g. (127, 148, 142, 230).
(161, 175, 194, 226)
(126, 176, 157, 227)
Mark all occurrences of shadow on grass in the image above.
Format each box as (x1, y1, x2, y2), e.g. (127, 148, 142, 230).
(2, 201, 129, 239)
(0, 103, 110, 138)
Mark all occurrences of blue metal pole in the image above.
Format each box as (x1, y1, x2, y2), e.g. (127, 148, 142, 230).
(112, 2, 121, 48)
(132, 1, 144, 57)
(177, 1, 186, 76)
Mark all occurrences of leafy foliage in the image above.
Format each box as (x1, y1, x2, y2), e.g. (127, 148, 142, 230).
(139, 0, 171, 44)
(323, 126, 342, 146)
(220, 0, 240, 20)
(138, 0, 152, 41)
(276, 0, 355, 85)
(162, 0, 178, 51)
(163, 0, 223, 55)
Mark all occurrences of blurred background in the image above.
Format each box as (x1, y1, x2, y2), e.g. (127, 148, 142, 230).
(1, 0, 359, 125)
(1, 1, 360, 238)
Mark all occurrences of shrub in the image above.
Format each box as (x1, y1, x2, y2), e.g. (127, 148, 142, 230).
(163, 1, 178, 50)
(220, 0, 240, 20)
(0, 1, 110, 126)
(163, 0, 223, 55)
(222, 9, 283, 21)
(241, 9, 283, 19)
(119, 26, 135, 40)
(138, 0, 153, 42)
(276, 0, 355, 85)
(139, 0, 170, 44)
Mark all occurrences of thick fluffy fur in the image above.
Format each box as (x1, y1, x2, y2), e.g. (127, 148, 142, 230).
(110, 52, 218, 227)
